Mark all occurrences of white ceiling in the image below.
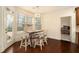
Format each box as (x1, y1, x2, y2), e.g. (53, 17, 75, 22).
(19, 6, 75, 14)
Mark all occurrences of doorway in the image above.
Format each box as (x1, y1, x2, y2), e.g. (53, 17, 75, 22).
(6, 14, 13, 43)
(4, 7, 15, 48)
(61, 16, 71, 42)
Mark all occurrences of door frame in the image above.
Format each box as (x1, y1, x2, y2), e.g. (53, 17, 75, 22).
(60, 16, 72, 42)
(3, 7, 15, 49)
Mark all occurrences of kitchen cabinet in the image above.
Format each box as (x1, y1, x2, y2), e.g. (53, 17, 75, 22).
(76, 7, 79, 25)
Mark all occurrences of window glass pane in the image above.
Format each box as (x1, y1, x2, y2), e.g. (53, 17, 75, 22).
(7, 14, 13, 32)
(27, 16, 32, 25)
(17, 14, 25, 31)
(35, 17, 41, 30)
(25, 16, 28, 23)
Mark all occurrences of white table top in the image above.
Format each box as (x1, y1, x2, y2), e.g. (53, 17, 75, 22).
(26, 30, 43, 33)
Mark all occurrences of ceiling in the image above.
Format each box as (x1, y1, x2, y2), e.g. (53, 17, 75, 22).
(19, 6, 75, 14)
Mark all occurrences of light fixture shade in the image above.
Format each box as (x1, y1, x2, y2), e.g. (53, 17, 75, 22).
(35, 14, 40, 17)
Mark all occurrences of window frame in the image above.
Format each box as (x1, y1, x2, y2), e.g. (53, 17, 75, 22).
(35, 17, 41, 30)
(17, 13, 25, 31)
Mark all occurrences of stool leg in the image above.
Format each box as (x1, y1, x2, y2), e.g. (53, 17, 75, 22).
(34, 41, 36, 48)
(45, 39, 48, 45)
(40, 40, 43, 50)
(44, 37, 48, 45)
(42, 41, 44, 46)
(20, 40, 23, 48)
(40, 45, 42, 50)
(28, 39, 31, 47)
(25, 40, 27, 51)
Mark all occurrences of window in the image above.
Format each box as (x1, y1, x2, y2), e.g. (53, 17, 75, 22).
(7, 14, 13, 32)
(27, 16, 32, 25)
(17, 14, 25, 31)
(35, 17, 41, 30)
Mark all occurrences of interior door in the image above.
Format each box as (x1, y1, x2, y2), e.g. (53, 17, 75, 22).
(6, 14, 13, 42)
(4, 7, 14, 48)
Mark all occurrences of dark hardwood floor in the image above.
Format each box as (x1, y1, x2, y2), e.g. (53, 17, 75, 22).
(3, 38, 79, 53)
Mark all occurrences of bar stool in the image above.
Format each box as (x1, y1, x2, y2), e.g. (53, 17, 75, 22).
(40, 31, 48, 44)
(43, 32, 48, 45)
(33, 33, 44, 50)
(20, 33, 31, 51)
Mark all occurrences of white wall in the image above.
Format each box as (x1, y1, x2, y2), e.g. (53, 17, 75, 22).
(42, 12, 61, 40)
(0, 7, 3, 52)
(42, 7, 76, 43)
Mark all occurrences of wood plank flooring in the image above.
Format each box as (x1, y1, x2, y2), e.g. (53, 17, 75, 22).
(3, 38, 79, 53)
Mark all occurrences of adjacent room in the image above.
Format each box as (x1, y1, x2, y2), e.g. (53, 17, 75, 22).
(61, 16, 71, 42)
(0, 6, 78, 53)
